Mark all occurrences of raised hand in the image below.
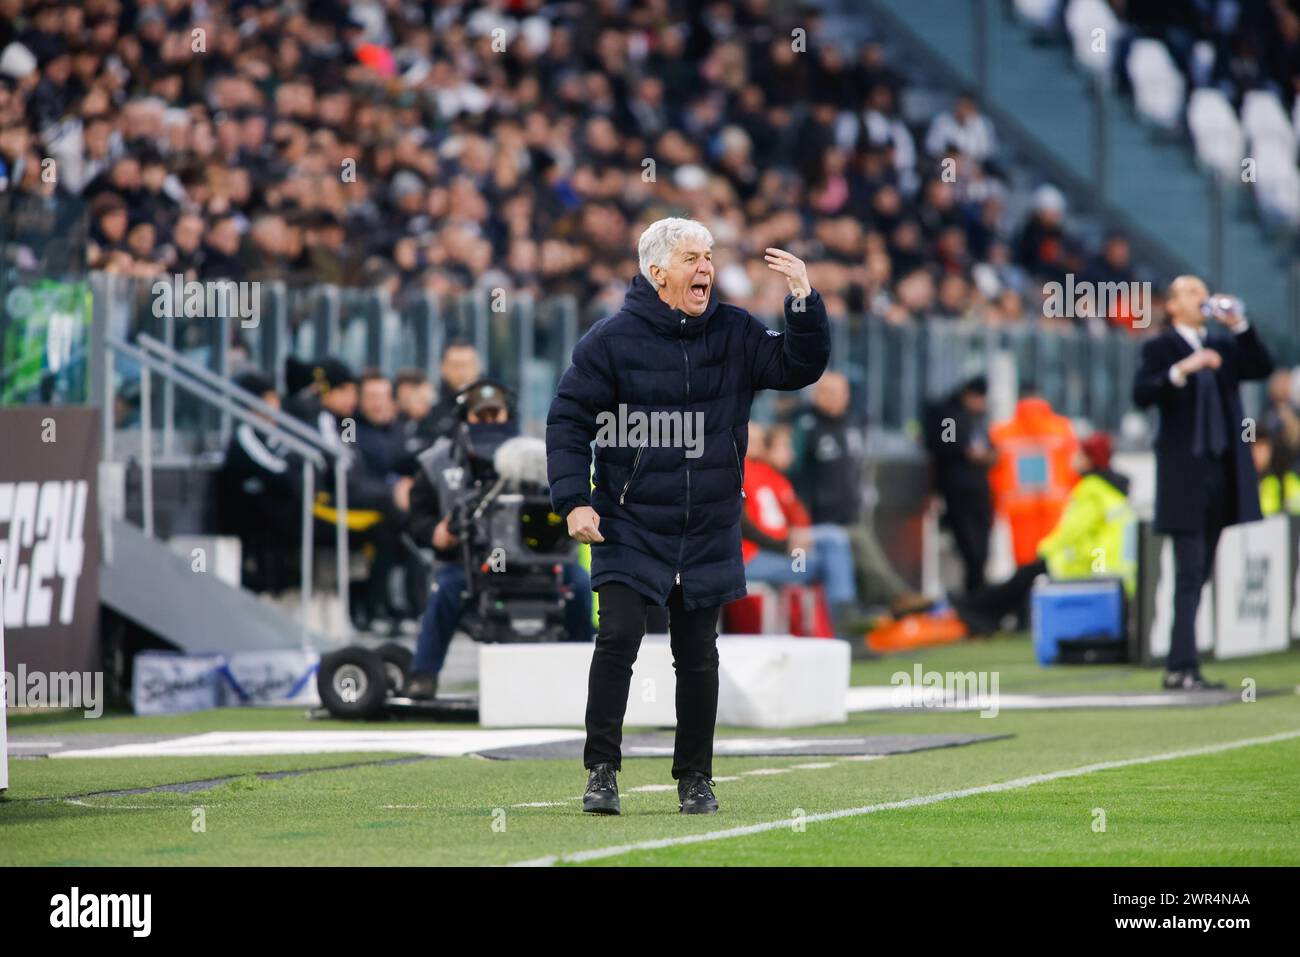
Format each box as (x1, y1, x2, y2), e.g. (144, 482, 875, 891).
(764, 247, 810, 299)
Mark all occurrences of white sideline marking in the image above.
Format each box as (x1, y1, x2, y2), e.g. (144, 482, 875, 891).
(741, 768, 791, 776)
(63, 799, 213, 811)
(507, 728, 1300, 866)
(50, 728, 586, 759)
(846, 686, 1252, 712)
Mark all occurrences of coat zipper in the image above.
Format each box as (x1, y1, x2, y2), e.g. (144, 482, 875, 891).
(619, 441, 646, 505)
(732, 436, 746, 499)
(676, 314, 690, 587)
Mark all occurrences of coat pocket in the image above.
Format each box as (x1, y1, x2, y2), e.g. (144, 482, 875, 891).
(619, 443, 647, 505)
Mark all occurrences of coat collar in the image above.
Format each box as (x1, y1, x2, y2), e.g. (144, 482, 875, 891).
(621, 272, 719, 339)
(1163, 322, 1201, 358)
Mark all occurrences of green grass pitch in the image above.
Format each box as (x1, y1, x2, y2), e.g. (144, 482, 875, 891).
(3, 637, 1299, 866)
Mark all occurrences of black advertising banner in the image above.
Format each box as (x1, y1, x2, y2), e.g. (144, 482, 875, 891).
(0, 406, 100, 674)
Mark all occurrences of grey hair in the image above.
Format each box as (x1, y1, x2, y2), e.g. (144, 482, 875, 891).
(637, 217, 714, 285)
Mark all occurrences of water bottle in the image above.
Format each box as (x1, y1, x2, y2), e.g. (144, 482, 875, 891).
(1200, 295, 1243, 321)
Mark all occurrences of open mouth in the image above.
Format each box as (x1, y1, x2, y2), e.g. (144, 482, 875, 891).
(688, 281, 710, 304)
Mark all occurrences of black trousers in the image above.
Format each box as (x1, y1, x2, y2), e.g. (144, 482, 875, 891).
(584, 583, 720, 779)
(1168, 456, 1231, 674)
(954, 558, 1048, 634)
(945, 496, 993, 592)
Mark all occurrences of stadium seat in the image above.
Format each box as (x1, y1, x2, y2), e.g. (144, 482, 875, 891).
(724, 583, 834, 638)
(1252, 146, 1300, 226)
(1065, 0, 1120, 75)
(1127, 39, 1185, 129)
(724, 584, 783, 634)
(783, 584, 835, 639)
(1187, 88, 1247, 180)
(1014, 0, 1061, 31)
(1241, 90, 1295, 155)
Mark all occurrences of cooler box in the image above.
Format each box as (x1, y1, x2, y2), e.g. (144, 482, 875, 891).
(1030, 578, 1125, 665)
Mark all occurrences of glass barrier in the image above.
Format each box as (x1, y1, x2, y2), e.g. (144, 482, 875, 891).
(33, 273, 1154, 450)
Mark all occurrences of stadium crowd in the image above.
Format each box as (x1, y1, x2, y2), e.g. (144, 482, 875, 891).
(1117, 0, 1300, 106)
(0, 0, 1143, 328)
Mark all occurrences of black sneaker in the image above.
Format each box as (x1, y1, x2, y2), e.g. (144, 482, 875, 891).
(1163, 670, 1226, 691)
(678, 772, 719, 814)
(402, 671, 438, 700)
(583, 763, 620, 815)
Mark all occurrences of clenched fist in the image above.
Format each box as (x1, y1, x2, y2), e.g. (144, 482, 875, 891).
(567, 505, 605, 543)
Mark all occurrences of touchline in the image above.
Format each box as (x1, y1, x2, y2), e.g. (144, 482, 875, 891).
(49, 887, 151, 937)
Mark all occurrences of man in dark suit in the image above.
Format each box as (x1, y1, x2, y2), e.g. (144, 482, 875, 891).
(1133, 275, 1274, 690)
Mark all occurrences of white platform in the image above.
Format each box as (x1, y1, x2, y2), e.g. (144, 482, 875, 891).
(478, 635, 850, 729)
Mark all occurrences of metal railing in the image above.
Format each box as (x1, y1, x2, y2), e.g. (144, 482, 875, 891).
(103, 332, 355, 643)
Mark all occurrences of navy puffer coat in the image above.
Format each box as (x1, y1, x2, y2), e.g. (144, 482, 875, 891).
(546, 273, 831, 610)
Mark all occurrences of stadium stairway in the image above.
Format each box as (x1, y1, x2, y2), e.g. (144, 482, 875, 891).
(100, 516, 325, 655)
(853, 0, 1299, 356)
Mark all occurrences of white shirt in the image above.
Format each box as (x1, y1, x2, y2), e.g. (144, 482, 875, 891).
(1168, 317, 1249, 387)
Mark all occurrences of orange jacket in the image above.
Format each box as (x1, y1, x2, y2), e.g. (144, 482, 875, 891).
(988, 397, 1080, 564)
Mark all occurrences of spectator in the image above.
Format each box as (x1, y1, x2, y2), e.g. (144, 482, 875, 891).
(1261, 368, 1300, 476)
(924, 375, 995, 592)
(925, 93, 997, 165)
(1016, 185, 1073, 287)
(394, 367, 439, 462)
(216, 371, 301, 593)
(426, 340, 483, 441)
(742, 422, 862, 645)
(792, 371, 933, 618)
(298, 358, 410, 632)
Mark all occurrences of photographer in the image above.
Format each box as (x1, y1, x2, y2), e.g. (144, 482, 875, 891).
(403, 380, 595, 700)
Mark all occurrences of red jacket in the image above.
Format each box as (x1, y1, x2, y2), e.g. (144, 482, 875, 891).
(741, 457, 811, 563)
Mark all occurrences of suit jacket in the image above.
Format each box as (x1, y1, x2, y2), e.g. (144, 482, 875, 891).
(1133, 323, 1273, 532)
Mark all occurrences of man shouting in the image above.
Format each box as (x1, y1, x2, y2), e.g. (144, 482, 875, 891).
(546, 217, 830, 815)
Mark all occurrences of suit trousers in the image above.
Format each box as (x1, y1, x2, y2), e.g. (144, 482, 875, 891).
(584, 582, 720, 779)
(1168, 455, 1232, 673)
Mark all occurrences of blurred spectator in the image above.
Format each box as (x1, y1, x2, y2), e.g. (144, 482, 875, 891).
(792, 372, 933, 617)
(925, 93, 997, 165)
(924, 375, 995, 592)
(1261, 368, 1300, 475)
(741, 422, 861, 643)
(297, 358, 411, 631)
(427, 340, 483, 440)
(394, 367, 439, 461)
(1254, 430, 1300, 516)
(1016, 185, 1074, 288)
(217, 370, 301, 594)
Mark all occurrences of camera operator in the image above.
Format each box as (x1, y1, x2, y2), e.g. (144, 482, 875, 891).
(402, 380, 595, 699)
